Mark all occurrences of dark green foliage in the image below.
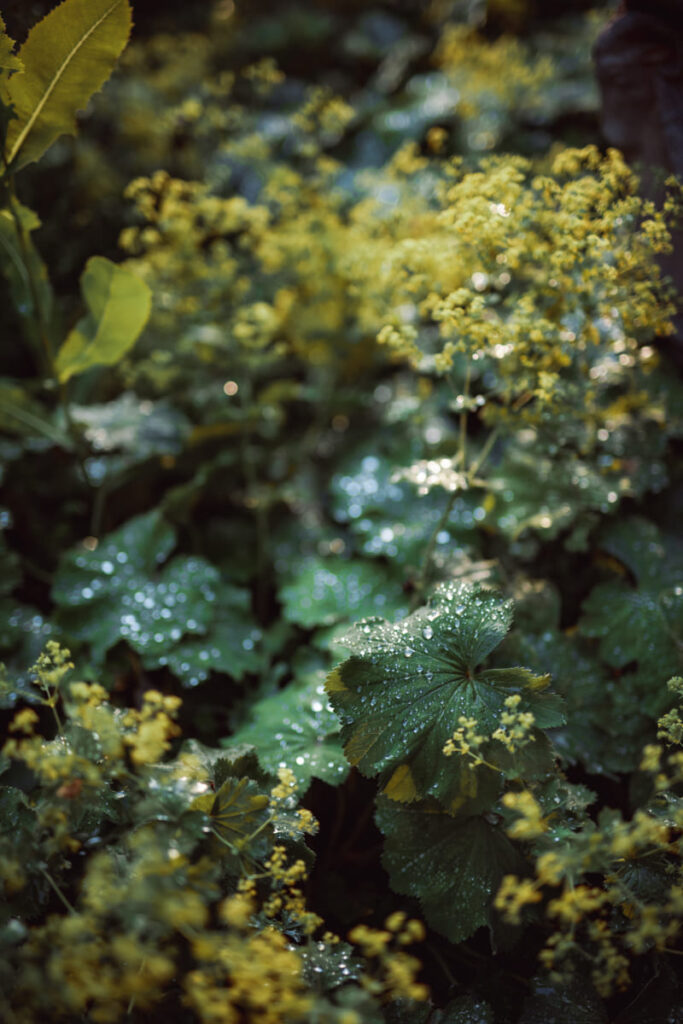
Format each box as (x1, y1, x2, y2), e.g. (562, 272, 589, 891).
(376, 796, 522, 943)
(328, 582, 564, 808)
(1, 0, 683, 1021)
(53, 509, 264, 683)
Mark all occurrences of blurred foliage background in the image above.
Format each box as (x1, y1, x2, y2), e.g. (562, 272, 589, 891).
(3, 1, 683, 1020)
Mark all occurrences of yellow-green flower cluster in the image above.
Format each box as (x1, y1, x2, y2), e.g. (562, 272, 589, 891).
(443, 696, 536, 766)
(495, 689, 683, 997)
(349, 912, 428, 1002)
(434, 24, 554, 128)
(0, 648, 430, 1023)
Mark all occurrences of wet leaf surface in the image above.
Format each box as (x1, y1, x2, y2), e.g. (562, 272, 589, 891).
(376, 796, 522, 943)
(327, 582, 564, 808)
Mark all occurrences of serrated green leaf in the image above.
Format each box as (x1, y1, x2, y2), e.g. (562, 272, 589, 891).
(202, 776, 271, 870)
(580, 518, 683, 690)
(4, 0, 132, 171)
(594, 516, 681, 588)
(53, 510, 207, 660)
(231, 671, 348, 791)
(279, 555, 408, 628)
(300, 940, 362, 992)
(53, 513, 263, 682)
(498, 623, 653, 774)
(0, 17, 21, 79)
(327, 582, 564, 808)
(181, 739, 269, 790)
(376, 796, 521, 943)
(485, 442, 615, 541)
(330, 446, 477, 567)
(157, 582, 266, 686)
(55, 257, 151, 382)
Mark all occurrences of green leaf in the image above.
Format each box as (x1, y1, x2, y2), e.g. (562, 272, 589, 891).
(0, 600, 53, 673)
(376, 796, 521, 943)
(53, 511, 263, 683)
(580, 518, 683, 698)
(231, 670, 348, 791)
(330, 446, 478, 568)
(300, 940, 362, 993)
(439, 996, 494, 1024)
(519, 975, 608, 1024)
(484, 441, 615, 541)
(203, 776, 271, 870)
(55, 257, 151, 382)
(70, 392, 191, 459)
(0, 17, 21, 79)
(155, 582, 266, 686)
(327, 582, 564, 809)
(4, 0, 132, 172)
(499, 626, 646, 774)
(0, 203, 54, 335)
(52, 510, 194, 661)
(278, 555, 409, 628)
(0, 15, 21, 150)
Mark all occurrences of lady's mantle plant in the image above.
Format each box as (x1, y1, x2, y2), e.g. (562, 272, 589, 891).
(0, 0, 682, 1021)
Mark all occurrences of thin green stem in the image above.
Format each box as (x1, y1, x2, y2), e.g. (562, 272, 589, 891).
(427, 941, 456, 987)
(459, 359, 471, 474)
(411, 489, 458, 609)
(0, 398, 71, 446)
(127, 961, 147, 1015)
(39, 680, 63, 734)
(238, 376, 268, 622)
(468, 425, 500, 482)
(38, 864, 75, 915)
(413, 361, 474, 607)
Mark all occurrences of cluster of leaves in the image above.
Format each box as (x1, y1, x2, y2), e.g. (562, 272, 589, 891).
(1, 643, 427, 1023)
(1, 0, 683, 1021)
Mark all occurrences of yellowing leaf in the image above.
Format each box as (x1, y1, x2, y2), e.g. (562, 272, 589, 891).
(383, 764, 418, 802)
(0, 16, 22, 82)
(55, 256, 151, 382)
(4, 0, 132, 171)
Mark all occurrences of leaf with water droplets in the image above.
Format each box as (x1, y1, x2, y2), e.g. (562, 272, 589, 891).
(300, 939, 363, 992)
(150, 582, 265, 686)
(580, 518, 683, 702)
(485, 443, 608, 540)
(327, 582, 564, 809)
(279, 556, 408, 629)
(70, 392, 190, 460)
(330, 446, 478, 566)
(231, 670, 348, 791)
(439, 996, 494, 1024)
(376, 796, 522, 943)
(52, 511, 249, 673)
